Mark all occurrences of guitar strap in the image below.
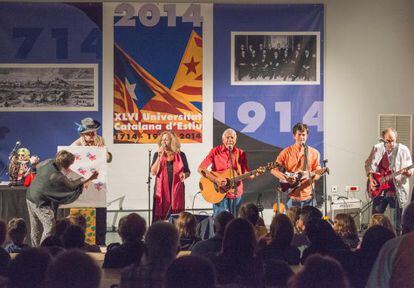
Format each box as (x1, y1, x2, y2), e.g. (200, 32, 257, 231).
(303, 145, 309, 172)
(388, 143, 399, 172)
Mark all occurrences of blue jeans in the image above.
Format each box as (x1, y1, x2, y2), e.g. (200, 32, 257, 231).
(286, 197, 313, 209)
(213, 197, 242, 217)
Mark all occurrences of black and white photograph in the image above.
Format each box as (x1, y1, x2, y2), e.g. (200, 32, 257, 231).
(231, 32, 320, 85)
(0, 64, 98, 111)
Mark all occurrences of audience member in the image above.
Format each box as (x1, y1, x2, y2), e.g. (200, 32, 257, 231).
(333, 213, 360, 249)
(213, 218, 265, 287)
(52, 218, 72, 241)
(7, 248, 52, 288)
(0, 220, 10, 277)
(67, 214, 101, 252)
(257, 214, 300, 265)
(264, 259, 294, 288)
(286, 206, 301, 234)
(120, 222, 179, 288)
(191, 211, 234, 257)
(288, 254, 350, 288)
(44, 249, 101, 288)
(62, 225, 86, 250)
(302, 218, 348, 264)
(350, 226, 395, 288)
(239, 202, 268, 239)
(103, 213, 146, 268)
(369, 213, 395, 233)
(175, 212, 201, 251)
(367, 202, 414, 287)
(5, 218, 29, 253)
(291, 206, 322, 249)
(164, 255, 216, 288)
(40, 235, 63, 247)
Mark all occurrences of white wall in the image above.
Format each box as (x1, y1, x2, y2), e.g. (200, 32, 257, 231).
(99, 0, 414, 221)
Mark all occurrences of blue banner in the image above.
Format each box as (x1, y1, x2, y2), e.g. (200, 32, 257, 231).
(0, 3, 102, 178)
(214, 4, 324, 155)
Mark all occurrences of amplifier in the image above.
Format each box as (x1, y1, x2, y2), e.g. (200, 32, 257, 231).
(329, 197, 362, 228)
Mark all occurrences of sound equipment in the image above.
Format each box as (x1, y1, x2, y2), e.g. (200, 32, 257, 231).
(329, 196, 362, 228)
(199, 161, 278, 204)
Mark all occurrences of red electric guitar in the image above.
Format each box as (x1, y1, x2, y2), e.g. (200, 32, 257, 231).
(367, 164, 414, 199)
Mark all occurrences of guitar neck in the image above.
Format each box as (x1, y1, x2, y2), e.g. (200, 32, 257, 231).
(384, 165, 414, 181)
(233, 169, 256, 182)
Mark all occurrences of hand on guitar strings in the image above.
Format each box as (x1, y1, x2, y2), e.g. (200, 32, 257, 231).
(402, 168, 413, 177)
(215, 177, 228, 188)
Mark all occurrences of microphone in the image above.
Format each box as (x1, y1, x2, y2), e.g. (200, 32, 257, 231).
(9, 141, 21, 160)
(162, 143, 166, 149)
(378, 138, 386, 143)
(228, 145, 233, 151)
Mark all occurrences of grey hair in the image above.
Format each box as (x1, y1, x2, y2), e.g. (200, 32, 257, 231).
(222, 128, 237, 139)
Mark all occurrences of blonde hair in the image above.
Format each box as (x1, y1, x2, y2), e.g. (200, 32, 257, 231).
(157, 131, 181, 153)
(369, 213, 395, 233)
(17, 148, 30, 160)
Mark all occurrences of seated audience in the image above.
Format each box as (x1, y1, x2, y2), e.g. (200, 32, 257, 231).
(286, 206, 301, 234)
(239, 202, 268, 239)
(67, 214, 100, 252)
(288, 254, 350, 288)
(291, 206, 322, 249)
(191, 211, 234, 257)
(333, 213, 360, 249)
(5, 218, 29, 253)
(212, 218, 265, 287)
(263, 259, 294, 288)
(175, 212, 201, 251)
(7, 248, 52, 288)
(164, 255, 216, 288)
(52, 218, 72, 241)
(120, 222, 179, 288)
(40, 235, 63, 248)
(350, 225, 395, 288)
(258, 214, 300, 265)
(0, 220, 10, 277)
(302, 218, 348, 264)
(367, 202, 414, 287)
(369, 213, 395, 233)
(44, 249, 101, 288)
(103, 213, 146, 268)
(62, 224, 95, 253)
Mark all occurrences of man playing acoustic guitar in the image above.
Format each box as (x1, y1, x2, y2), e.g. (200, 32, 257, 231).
(271, 123, 322, 208)
(198, 128, 264, 216)
(365, 128, 413, 234)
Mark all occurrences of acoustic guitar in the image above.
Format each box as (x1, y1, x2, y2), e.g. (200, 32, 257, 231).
(366, 164, 414, 199)
(199, 161, 279, 204)
(279, 167, 329, 197)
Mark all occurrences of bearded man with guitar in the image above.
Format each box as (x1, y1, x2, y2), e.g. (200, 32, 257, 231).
(198, 128, 265, 216)
(365, 128, 413, 234)
(271, 123, 325, 208)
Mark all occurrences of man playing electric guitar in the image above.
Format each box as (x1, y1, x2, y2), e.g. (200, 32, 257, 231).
(198, 128, 264, 216)
(271, 123, 322, 208)
(365, 128, 413, 234)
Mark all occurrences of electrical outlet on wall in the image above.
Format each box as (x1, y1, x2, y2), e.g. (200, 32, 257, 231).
(331, 185, 338, 192)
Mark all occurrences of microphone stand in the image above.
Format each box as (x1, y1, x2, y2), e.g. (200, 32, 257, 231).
(322, 159, 328, 218)
(228, 147, 238, 217)
(147, 149, 152, 224)
(0, 142, 21, 183)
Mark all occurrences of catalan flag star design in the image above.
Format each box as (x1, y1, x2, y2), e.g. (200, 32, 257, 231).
(184, 57, 200, 75)
(125, 77, 138, 101)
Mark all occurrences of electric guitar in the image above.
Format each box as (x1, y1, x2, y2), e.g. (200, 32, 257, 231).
(199, 161, 279, 204)
(279, 167, 329, 197)
(367, 164, 414, 199)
